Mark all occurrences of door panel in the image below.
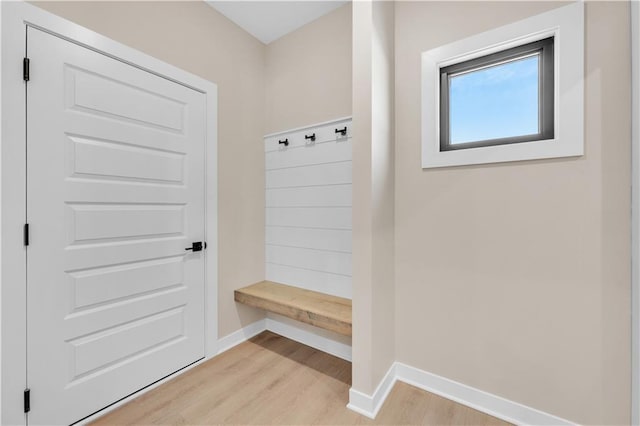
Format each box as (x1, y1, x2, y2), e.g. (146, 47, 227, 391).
(27, 27, 206, 425)
(67, 65, 186, 132)
(69, 135, 186, 184)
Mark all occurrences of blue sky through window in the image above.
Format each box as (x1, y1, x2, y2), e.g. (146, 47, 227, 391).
(449, 55, 539, 144)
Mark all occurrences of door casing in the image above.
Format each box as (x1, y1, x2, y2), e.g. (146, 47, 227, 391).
(0, 2, 219, 424)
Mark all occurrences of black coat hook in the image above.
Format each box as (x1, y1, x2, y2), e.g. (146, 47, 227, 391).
(305, 133, 316, 142)
(335, 127, 347, 136)
(278, 138, 289, 146)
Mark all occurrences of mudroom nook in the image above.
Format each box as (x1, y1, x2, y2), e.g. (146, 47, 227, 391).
(0, 0, 637, 425)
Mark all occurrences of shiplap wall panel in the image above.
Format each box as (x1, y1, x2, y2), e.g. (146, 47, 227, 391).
(266, 207, 351, 230)
(265, 139, 352, 170)
(266, 185, 352, 208)
(264, 118, 352, 299)
(266, 161, 352, 188)
(266, 245, 352, 276)
(266, 227, 352, 253)
(265, 263, 352, 299)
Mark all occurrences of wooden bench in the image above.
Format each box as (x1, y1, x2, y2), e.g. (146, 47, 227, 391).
(234, 281, 352, 336)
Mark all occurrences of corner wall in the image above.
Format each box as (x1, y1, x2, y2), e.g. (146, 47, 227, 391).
(31, 1, 267, 338)
(394, 2, 631, 424)
(351, 0, 395, 396)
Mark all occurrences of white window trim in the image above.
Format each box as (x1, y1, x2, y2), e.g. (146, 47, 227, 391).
(421, 1, 584, 169)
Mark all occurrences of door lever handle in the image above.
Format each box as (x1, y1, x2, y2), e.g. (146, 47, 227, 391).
(185, 241, 203, 252)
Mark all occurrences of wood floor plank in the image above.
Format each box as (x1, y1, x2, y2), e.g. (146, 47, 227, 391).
(91, 331, 510, 425)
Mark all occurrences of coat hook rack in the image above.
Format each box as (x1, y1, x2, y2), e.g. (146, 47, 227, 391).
(335, 127, 347, 136)
(278, 138, 289, 146)
(305, 133, 316, 142)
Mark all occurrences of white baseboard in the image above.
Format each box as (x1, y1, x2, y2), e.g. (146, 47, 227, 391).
(216, 318, 267, 354)
(216, 314, 352, 362)
(265, 314, 352, 361)
(348, 362, 576, 425)
(346, 363, 397, 419)
(395, 363, 575, 425)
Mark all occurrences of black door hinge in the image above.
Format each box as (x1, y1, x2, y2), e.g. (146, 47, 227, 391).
(24, 389, 30, 413)
(24, 223, 29, 246)
(23, 57, 30, 82)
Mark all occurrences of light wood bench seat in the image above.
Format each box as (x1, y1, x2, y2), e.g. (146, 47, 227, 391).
(234, 281, 352, 336)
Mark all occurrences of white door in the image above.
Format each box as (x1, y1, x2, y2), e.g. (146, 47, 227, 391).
(26, 27, 206, 425)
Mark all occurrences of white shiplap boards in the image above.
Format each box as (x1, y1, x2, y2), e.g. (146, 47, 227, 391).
(265, 117, 352, 299)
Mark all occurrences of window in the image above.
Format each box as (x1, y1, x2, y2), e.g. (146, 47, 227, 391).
(421, 2, 584, 169)
(439, 37, 554, 152)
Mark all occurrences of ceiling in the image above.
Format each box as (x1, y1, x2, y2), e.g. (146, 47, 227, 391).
(206, 1, 349, 44)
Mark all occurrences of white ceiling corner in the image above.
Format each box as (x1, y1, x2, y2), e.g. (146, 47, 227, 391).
(205, 1, 349, 44)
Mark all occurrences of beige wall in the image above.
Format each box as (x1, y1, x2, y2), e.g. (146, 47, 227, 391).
(351, 0, 395, 394)
(394, 1, 631, 424)
(264, 4, 352, 134)
(32, 1, 267, 338)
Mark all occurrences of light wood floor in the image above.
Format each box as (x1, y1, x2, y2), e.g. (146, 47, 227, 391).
(91, 331, 511, 425)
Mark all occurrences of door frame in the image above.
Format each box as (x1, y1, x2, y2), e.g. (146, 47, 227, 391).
(0, 2, 219, 424)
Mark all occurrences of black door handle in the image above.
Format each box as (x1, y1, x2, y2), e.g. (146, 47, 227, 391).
(185, 241, 203, 252)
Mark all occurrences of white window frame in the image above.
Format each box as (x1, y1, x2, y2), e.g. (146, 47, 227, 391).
(421, 1, 584, 169)
(0, 2, 218, 424)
